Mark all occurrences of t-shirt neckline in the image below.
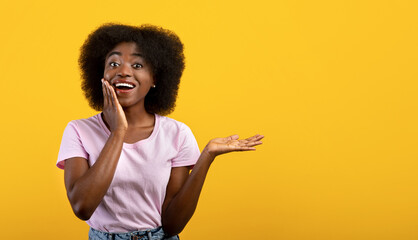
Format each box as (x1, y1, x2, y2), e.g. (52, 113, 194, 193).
(97, 112, 160, 148)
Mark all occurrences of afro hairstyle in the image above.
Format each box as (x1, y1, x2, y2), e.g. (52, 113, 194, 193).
(78, 23, 185, 115)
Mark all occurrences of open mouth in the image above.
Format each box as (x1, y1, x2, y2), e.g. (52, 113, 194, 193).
(114, 82, 135, 90)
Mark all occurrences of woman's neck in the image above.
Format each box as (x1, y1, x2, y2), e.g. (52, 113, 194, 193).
(123, 104, 154, 128)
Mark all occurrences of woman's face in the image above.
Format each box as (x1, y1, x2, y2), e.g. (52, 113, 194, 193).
(103, 42, 154, 109)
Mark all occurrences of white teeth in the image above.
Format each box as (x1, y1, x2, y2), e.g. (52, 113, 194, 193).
(115, 83, 134, 88)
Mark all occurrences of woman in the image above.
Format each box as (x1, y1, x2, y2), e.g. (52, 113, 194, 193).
(57, 23, 263, 240)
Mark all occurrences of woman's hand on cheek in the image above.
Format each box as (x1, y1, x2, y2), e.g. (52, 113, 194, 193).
(204, 134, 264, 159)
(102, 78, 128, 134)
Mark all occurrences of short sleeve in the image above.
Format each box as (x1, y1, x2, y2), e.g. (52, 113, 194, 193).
(171, 124, 200, 168)
(56, 121, 89, 169)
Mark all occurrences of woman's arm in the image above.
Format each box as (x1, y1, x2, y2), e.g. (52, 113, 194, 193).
(161, 134, 264, 236)
(64, 80, 127, 220)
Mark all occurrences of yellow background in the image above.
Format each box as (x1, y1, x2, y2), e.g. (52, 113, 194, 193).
(0, 0, 417, 239)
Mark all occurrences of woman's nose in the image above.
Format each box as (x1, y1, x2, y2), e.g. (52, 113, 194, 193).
(117, 63, 132, 77)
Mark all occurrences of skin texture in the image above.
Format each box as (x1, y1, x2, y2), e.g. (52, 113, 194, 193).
(64, 42, 264, 235)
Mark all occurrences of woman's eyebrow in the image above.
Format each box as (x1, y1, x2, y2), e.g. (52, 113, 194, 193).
(107, 51, 144, 58)
(107, 51, 121, 58)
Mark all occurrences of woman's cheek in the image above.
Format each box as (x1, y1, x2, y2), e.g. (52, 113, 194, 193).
(103, 71, 112, 81)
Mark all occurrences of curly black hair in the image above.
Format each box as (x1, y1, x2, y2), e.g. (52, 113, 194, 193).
(79, 23, 185, 115)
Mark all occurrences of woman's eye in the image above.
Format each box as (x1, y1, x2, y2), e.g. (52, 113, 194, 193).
(109, 62, 120, 67)
(133, 63, 143, 69)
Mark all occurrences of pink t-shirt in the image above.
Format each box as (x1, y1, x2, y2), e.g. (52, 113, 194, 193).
(57, 113, 200, 232)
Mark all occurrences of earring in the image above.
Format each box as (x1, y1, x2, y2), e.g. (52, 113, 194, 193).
(152, 85, 156, 88)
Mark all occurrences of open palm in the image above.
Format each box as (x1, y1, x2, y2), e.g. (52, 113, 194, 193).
(206, 134, 264, 157)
